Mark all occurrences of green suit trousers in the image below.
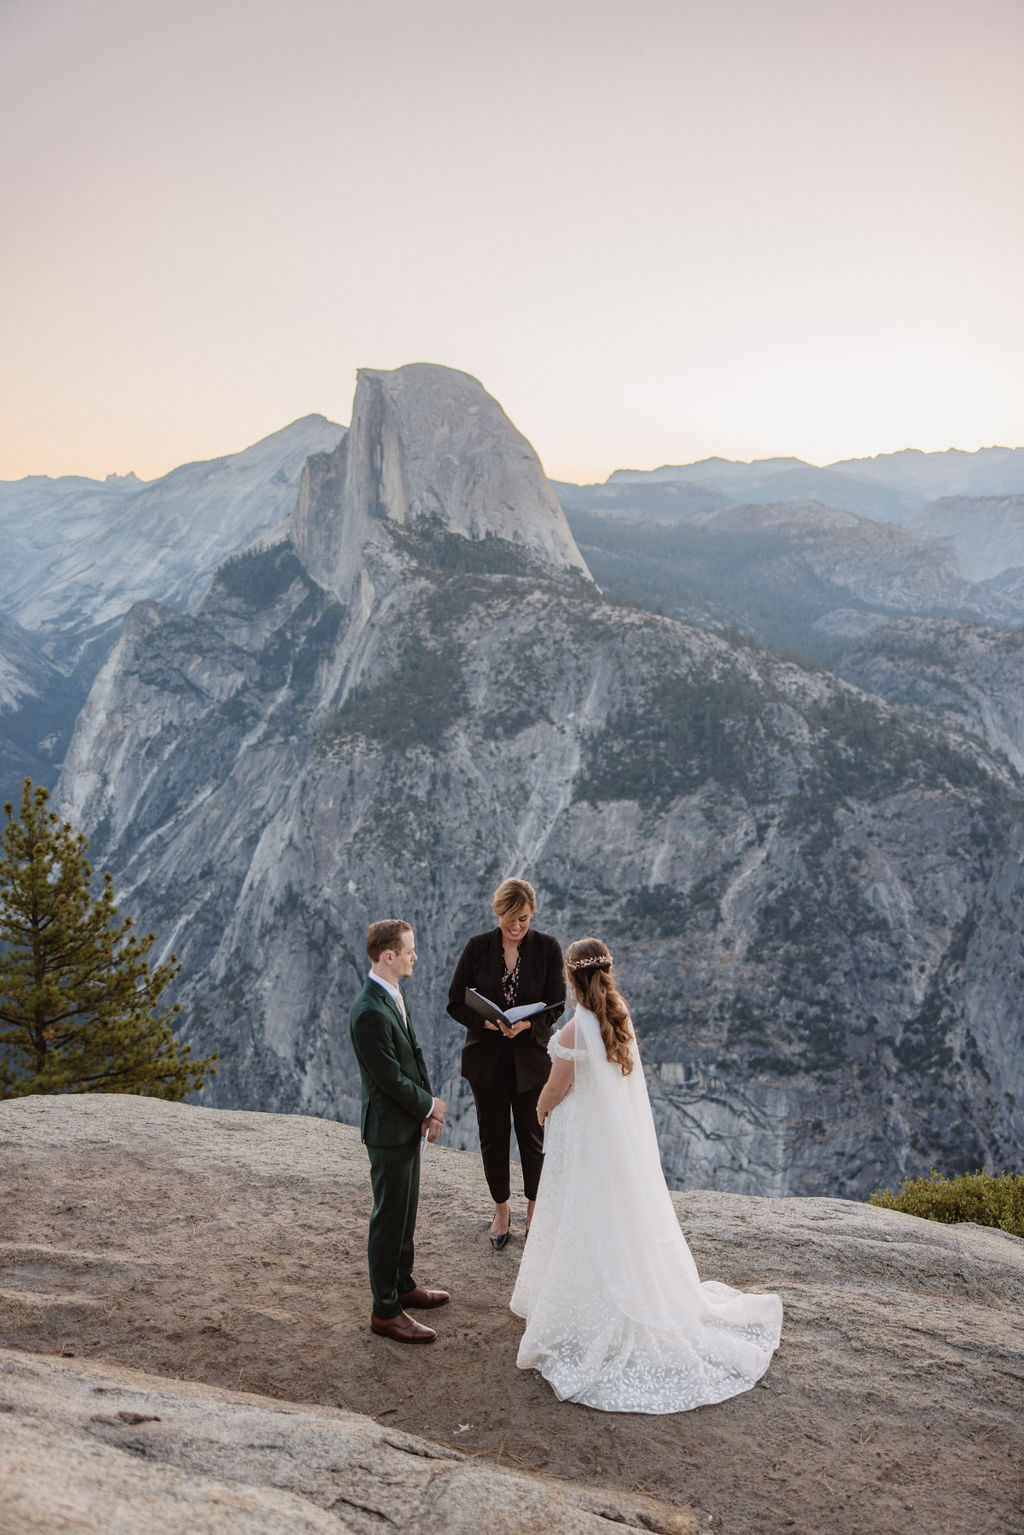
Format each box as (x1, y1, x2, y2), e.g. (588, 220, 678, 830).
(367, 1140, 421, 1318)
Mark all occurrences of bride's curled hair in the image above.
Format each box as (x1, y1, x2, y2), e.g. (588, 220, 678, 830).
(565, 937, 634, 1075)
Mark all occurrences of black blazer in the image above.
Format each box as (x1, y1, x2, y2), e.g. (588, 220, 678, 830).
(447, 928, 565, 1094)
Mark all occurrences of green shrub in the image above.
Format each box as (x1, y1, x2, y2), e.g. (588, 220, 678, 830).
(869, 1168, 1024, 1237)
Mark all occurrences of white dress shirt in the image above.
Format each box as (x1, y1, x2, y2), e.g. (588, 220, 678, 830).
(369, 970, 408, 1021)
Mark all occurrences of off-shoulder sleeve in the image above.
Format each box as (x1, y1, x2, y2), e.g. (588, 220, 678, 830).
(548, 1022, 586, 1062)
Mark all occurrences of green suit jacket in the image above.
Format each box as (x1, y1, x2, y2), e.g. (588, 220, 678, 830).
(349, 978, 434, 1147)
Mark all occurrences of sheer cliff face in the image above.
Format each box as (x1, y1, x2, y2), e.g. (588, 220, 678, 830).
(292, 364, 588, 602)
(59, 365, 1024, 1199)
(837, 618, 1024, 775)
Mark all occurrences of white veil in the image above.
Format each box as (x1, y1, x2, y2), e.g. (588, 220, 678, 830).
(568, 1004, 780, 1338)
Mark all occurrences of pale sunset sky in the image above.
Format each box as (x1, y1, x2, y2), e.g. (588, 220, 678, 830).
(1, 0, 1022, 484)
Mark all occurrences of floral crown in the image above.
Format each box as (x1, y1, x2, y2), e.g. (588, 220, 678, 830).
(566, 950, 613, 971)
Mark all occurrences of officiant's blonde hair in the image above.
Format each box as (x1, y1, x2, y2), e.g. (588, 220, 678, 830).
(492, 877, 537, 921)
(565, 938, 634, 1076)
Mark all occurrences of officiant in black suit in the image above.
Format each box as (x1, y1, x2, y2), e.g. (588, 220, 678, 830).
(446, 878, 565, 1249)
(349, 919, 449, 1344)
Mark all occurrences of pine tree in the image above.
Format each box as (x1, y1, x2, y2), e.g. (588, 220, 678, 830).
(0, 779, 217, 1099)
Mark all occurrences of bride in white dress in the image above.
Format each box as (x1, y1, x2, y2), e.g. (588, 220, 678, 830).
(510, 937, 783, 1413)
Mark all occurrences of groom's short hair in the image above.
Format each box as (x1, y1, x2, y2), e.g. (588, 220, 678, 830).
(366, 919, 412, 961)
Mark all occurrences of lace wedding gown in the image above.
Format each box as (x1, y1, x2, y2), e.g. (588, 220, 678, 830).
(510, 1007, 783, 1413)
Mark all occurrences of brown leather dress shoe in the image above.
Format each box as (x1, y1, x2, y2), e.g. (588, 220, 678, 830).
(370, 1310, 437, 1343)
(397, 1285, 450, 1309)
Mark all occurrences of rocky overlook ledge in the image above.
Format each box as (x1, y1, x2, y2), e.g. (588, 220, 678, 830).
(1, 1095, 1021, 1535)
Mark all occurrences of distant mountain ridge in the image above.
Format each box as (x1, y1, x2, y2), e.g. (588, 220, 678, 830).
(557, 443, 1024, 667)
(603, 444, 1024, 524)
(0, 413, 344, 796)
(565, 497, 1024, 664)
(0, 414, 345, 654)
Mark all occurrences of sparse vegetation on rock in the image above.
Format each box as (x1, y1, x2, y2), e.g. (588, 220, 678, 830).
(870, 1167, 1024, 1237)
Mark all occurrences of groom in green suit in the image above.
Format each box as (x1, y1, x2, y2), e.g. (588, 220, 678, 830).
(349, 919, 449, 1343)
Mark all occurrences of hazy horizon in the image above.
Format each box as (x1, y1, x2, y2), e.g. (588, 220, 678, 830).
(4, 409, 1022, 490)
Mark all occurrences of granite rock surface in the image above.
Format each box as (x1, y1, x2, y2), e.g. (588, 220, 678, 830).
(1, 1094, 1021, 1535)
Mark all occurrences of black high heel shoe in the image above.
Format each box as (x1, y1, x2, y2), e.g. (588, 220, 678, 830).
(490, 1223, 511, 1250)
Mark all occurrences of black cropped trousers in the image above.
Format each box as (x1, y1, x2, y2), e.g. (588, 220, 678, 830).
(470, 1081, 545, 1203)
